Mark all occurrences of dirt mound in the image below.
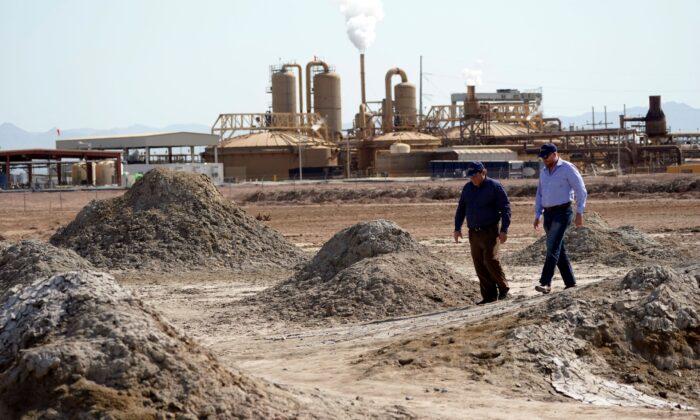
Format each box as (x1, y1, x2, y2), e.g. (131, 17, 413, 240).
(50, 168, 305, 271)
(0, 240, 93, 298)
(0, 271, 374, 419)
(252, 220, 480, 323)
(363, 264, 699, 408)
(508, 212, 679, 266)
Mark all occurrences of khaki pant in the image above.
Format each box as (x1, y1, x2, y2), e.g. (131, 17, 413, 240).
(468, 224, 508, 300)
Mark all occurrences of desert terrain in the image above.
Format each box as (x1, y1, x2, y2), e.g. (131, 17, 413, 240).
(1, 174, 698, 418)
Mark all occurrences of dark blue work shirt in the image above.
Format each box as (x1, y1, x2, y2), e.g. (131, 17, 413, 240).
(454, 177, 511, 233)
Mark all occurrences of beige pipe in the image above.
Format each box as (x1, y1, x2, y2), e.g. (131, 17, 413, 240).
(305, 60, 330, 114)
(384, 68, 408, 132)
(282, 63, 304, 114)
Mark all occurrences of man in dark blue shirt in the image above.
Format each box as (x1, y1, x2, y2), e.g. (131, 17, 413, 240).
(453, 162, 511, 304)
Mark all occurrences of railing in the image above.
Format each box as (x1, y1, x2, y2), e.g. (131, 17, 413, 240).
(211, 112, 329, 142)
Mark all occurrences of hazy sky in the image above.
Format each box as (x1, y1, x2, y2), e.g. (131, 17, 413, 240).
(1, 0, 698, 132)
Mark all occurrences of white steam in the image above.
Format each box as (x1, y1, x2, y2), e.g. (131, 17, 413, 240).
(337, 0, 385, 52)
(461, 68, 483, 86)
(462, 59, 485, 86)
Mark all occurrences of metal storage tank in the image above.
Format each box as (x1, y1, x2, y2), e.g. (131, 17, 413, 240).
(313, 71, 342, 139)
(390, 142, 411, 154)
(202, 131, 339, 181)
(394, 82, 417, 128)
(271, 70, 297, 114)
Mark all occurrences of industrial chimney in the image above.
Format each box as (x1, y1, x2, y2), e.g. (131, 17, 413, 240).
(465, 85, 479, 116)
(645, 95, 667, 137)
(360, 53, 367, 106)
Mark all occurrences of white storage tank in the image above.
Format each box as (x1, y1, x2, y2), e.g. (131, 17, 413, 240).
(389, 142, 411, 154)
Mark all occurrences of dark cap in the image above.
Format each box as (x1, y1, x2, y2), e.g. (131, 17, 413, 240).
(466, 161, 485, 176)
(538, 143, 557, 158)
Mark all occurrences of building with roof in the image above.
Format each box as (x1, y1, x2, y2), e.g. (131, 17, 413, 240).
(0, 149, 122, 189)
(56, 131, 223, 185)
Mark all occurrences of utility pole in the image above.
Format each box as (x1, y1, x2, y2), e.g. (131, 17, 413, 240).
(586, 106, 604, 130)
(419, 55, 423, 118)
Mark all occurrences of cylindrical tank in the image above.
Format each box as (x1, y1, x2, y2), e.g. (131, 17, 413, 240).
(71, 163, 87, 185)
(645, 95, 667, 137)
(390, 142, 411, 154)
(271, 70, 297, 114)
(95, 160, 115, 186)
(313, 71, 342, 139)
(394, 82, 416, 128)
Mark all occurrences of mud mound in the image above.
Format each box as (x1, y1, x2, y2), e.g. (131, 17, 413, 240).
(253, 220, 480, 323)
(297, 219, 426, 282)
(0, 271, 369, 418)
(0, 240, 93, 298)
(508, 212, 679, 266)
(50, 168, 305, 271)
(363, 264, 699, 408)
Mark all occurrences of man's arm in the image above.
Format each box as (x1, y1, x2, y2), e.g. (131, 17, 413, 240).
(567, 164, 587, 215)
(534, 176, 543, 219)
(454, 186, 467, 232)
(496, 183, 511, 234)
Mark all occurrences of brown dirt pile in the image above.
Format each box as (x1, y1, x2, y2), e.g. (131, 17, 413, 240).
(362, 264, 700, 408)
(508, 212, 681, 266)
(0, 240, 93, 298)
(50, 168, 305, 271)
(252, 220, 480, 323)
(0, 271, 389, 419)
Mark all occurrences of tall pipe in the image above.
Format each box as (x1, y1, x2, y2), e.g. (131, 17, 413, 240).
(383, 67, 408, 132)
(360, 53, 367, 105)
(282, 63, 304, 114)
(305, 60, 330, 114)
(465, 85, 479, 116)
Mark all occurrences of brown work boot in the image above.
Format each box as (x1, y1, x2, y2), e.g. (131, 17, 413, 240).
(535, 284, 551, 294)
(476, 297, 497, 305)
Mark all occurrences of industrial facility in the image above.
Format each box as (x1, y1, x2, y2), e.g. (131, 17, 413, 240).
(203, 51, 697, 183)
(2, 52, 699, 191)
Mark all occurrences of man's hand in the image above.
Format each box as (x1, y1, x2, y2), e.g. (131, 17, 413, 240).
(575, 213, 584, 228)
(453, 230, 463, 243)
(498, 232, 507, 244)
(533, 218, 541, 231)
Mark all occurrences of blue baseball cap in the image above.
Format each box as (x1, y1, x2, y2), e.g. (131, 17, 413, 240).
(466, 161, 485, 176)
(538, 143, 557, 158)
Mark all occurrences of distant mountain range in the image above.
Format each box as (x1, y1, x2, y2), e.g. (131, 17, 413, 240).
(1, 101, 698, 150)
(557, 101, 700, 132)
(0, 123, 210, 150)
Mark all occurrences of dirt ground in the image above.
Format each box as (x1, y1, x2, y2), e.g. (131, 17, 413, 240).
(1, 179, 699, 418)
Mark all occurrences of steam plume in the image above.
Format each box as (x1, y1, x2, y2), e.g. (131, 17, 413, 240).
(461, 68, 483, 86)
(462, 59, 485, 86)
(337, 0, 384, 52)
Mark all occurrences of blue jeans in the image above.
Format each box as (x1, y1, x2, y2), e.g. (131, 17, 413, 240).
(539, 206, 576, 287)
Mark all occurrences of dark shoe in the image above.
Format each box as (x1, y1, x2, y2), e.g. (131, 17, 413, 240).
(498, 287, 510, 300)
(476, 298, 497, 305)
(535, 284, 551, 294)
(564, 284, 577, 290)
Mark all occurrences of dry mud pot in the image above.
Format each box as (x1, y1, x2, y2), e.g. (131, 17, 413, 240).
(50, 168, 305, 271)
(362, 265, 700, 409)
(249, 220, 480, 324)
(0, 241, 406, 418)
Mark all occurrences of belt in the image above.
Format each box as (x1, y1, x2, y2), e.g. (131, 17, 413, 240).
(544, 202, 571, 211)
(469, 223, 498, 232)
